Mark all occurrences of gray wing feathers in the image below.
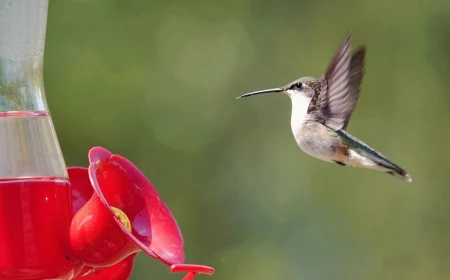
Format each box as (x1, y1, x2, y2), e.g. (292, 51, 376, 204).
(311, 33, 366, 130)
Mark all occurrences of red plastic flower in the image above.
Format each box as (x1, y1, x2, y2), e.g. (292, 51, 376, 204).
(67, 147, 214, 280)
(68, 167, 135, 280)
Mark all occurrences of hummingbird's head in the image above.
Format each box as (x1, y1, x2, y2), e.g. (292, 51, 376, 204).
(236, 76, 320, 99)
(282, 76, 320, 98)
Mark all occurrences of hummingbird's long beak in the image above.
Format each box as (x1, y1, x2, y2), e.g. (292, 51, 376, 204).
(236, 88, 283, 99)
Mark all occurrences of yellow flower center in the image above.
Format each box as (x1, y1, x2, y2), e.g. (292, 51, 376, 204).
(111, 206, 132, 233)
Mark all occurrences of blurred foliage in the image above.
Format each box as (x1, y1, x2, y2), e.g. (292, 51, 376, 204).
(41, 0, 450, 279)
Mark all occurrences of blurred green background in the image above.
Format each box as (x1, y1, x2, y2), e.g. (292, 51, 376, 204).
(43, 0, 450, 279)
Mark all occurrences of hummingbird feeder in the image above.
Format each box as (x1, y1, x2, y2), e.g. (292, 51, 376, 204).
(0, 1, 214, 279)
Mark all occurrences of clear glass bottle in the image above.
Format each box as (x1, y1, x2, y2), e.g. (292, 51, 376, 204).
(0, 0, 73, 278)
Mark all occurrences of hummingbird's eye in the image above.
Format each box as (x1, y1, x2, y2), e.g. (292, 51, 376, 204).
(291, 82, 303, 90)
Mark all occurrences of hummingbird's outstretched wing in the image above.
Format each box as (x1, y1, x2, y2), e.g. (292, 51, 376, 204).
(308, 33, 366, 130)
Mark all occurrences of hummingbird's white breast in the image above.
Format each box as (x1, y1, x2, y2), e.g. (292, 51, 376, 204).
(289, 94, 312, 139)
(289, 94, 338, 163)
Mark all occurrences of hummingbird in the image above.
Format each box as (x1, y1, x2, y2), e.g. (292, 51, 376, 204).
(237, 33, 412, 182)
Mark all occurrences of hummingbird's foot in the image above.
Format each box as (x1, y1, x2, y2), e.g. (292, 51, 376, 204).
(333, 160, 346, 166)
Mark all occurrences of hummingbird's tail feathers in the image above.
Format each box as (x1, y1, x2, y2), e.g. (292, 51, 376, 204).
(354, 147, 412, 182)
(337, 130, 412, 182)
(354, 146, 412, 183)
(357, 148, 412, 183)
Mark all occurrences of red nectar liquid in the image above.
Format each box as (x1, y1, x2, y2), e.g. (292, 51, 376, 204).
(0, 111, 74, 279)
